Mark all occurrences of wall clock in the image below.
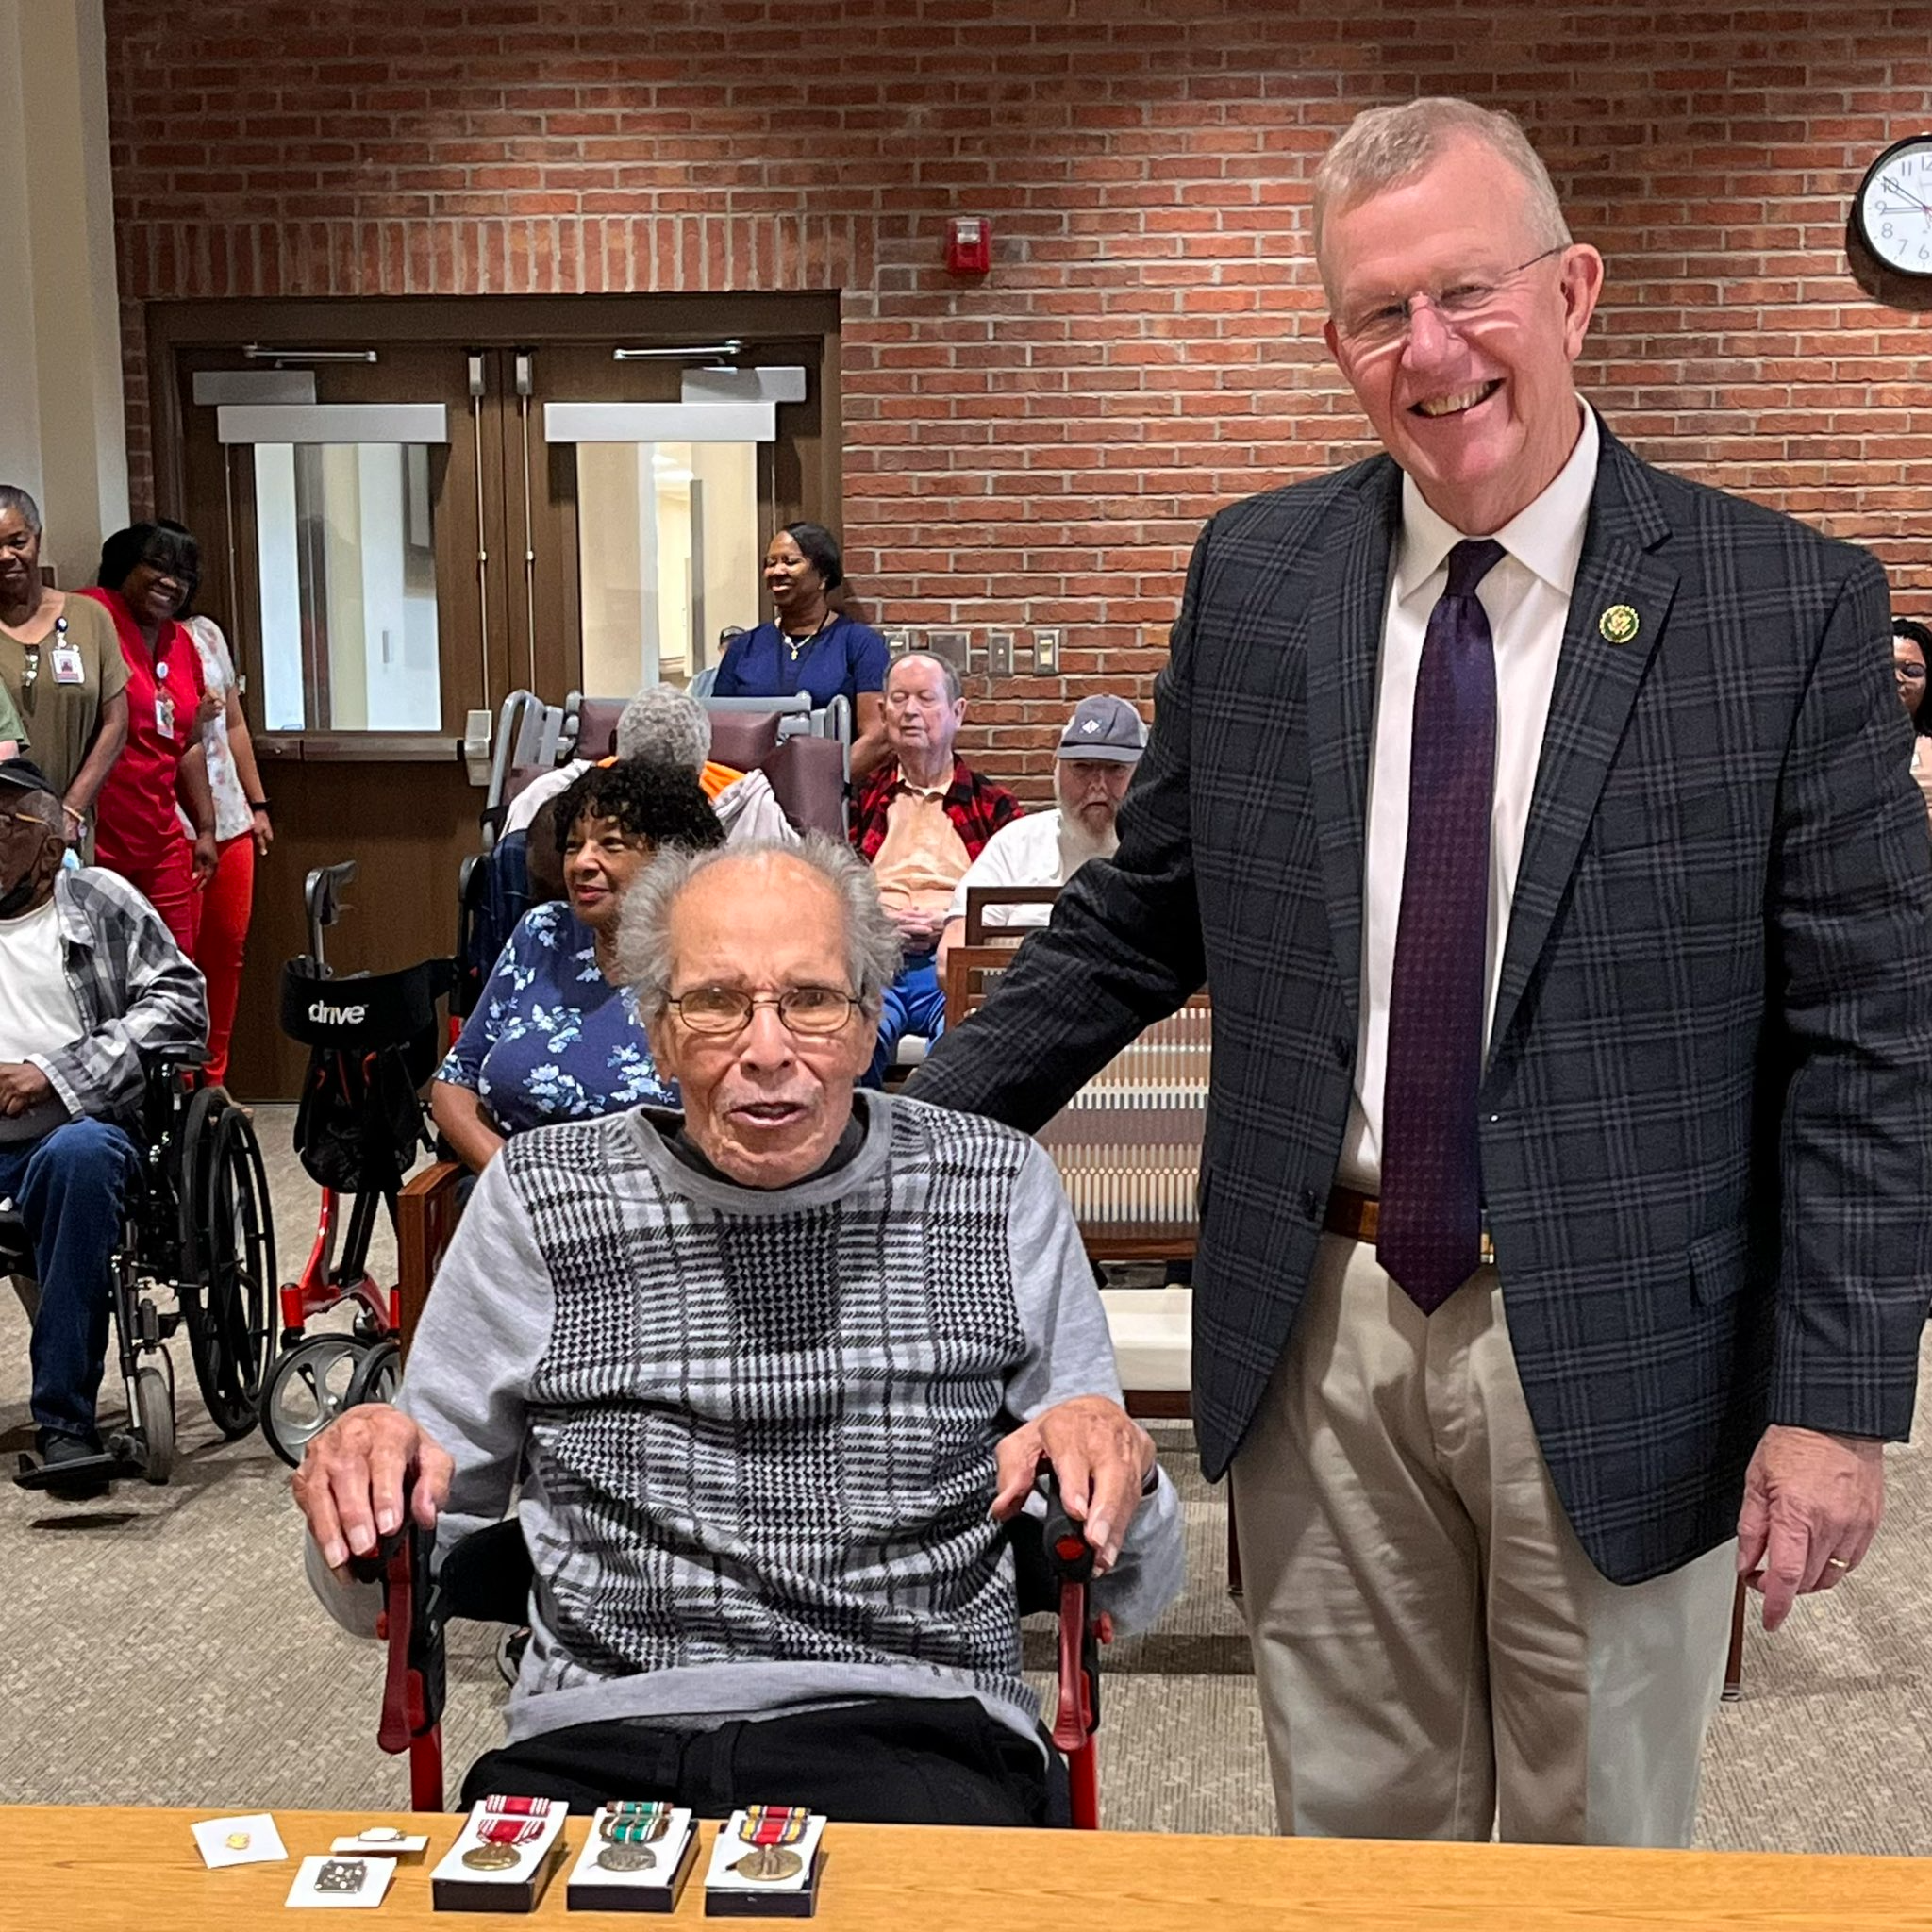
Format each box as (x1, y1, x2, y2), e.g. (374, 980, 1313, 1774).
(1853, 135, 1932, 276)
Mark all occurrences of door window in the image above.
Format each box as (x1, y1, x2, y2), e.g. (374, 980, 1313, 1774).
(574, 439, 759, 691)
(253, 441, 441, 731)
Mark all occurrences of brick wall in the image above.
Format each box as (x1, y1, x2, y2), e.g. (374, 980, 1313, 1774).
(105, 1, 1932, 792)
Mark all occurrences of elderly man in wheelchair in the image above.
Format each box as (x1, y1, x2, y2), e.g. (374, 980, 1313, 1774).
(0, 760, 213, 1498)
(295, 835, 1182, 1825)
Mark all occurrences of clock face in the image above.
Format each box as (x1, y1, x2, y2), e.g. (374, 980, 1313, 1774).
(1857, 136, 1932, 276)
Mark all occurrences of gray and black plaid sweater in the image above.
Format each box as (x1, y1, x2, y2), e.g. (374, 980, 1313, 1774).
(312, 1091, 1182, 1749)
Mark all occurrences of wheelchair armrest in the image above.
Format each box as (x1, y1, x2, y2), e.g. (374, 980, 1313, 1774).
(353, 1511, 447, 1758)
(1008, 1475, 1108, 1754)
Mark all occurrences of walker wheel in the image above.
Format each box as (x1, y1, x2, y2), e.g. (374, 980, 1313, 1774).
(258, 1333, 371, 1469)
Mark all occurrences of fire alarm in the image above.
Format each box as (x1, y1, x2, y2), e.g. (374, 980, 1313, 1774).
(946, 215, 991, 275)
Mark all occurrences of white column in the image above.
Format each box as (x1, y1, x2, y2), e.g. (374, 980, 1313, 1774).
(1, 0, 128, 583)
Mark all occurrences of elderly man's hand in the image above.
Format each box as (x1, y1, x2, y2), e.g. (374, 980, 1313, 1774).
(1737, 1423, 1884, 1633)
(291, 1403, 454, 1579)
(991, 1395, 1156, 1574)
(0, 1061, 53, 1116)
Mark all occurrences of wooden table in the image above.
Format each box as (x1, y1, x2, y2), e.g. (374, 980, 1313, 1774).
(17, 1806, 1932, 1930)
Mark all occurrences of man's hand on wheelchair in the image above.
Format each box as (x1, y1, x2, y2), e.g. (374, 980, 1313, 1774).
(991, 1395, 1156, 1576)
(0, 1061, 52, 1116)
(291, 1404, 454, 1580)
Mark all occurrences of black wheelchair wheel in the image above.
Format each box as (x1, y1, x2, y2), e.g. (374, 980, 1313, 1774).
(259, 1332, 370, 1468)
(175, 1084, 228, 1284)
(182, 1107, 277, 1439)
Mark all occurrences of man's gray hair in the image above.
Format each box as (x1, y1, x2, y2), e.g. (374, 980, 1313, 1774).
(888, 651, 961, 706)
(1311, 98, 1572, 293)
(618, 834, 904, 1021)
(616, 681, 711, 771)
(0, 485, 42, 535)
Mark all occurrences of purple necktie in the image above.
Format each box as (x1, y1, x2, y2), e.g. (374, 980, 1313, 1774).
(1378, 538, 1506, 1313)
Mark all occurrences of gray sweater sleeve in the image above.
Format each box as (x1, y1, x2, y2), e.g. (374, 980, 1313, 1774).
(303, 1151, 556, 1635)
(1002, 1137, 1186, 1635)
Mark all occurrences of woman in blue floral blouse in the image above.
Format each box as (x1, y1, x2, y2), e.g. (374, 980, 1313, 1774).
(432, 758, 725, 1171)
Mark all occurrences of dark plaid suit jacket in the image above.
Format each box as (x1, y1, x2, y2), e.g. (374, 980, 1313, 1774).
(916, 421, 1932, 1586)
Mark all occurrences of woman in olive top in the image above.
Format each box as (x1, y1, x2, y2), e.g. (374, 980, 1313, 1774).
(0, 486, 128, 845)
(711, 521, 892, 777)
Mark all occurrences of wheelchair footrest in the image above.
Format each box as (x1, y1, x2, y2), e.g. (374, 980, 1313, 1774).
(13, 1445, 134, 1492)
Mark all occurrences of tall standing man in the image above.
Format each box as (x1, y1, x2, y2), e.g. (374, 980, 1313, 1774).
(913, 97, 1932, 1846)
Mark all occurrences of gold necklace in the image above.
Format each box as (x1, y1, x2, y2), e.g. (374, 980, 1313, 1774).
(782, 613, 828, 660)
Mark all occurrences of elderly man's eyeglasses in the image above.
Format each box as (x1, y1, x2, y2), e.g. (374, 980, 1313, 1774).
(1334, 245, 1569, 355)
(668, 984, 862, 1037)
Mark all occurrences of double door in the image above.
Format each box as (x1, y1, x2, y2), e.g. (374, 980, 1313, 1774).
(152, 294, 841, 1095)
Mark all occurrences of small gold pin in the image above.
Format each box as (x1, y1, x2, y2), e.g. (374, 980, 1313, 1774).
(1599, 604, 1640, 645)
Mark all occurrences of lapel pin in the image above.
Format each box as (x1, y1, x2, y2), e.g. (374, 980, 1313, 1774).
(1599, 604, 1640, 645)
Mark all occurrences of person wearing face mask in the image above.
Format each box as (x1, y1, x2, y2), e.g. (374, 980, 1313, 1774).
(0, 759, 207, 1498)
(430, 758, 726, 1173)
(291, 838, 1180, 1822)
(75, 524, 221, 954)
(710, 521, 893, 777)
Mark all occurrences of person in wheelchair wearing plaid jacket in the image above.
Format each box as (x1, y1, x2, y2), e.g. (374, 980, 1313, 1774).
(294, 837, 1182, 1825)
(0, 758, 207, 1496)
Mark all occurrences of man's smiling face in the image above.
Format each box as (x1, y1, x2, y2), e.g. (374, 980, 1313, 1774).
(1320, 134, 1604, 536)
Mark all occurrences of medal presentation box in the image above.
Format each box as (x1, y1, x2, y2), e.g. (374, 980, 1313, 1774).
(429, 1796, 569, 1913)
(566, 1804, 699, 1912)
(704, 1807, 827, 1918)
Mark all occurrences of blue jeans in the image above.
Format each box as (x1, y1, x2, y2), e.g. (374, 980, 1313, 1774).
(868, 953, 947, 1086)
(0, 1117, 142, 1441)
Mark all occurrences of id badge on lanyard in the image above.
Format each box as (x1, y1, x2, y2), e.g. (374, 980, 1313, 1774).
(155, 655, 175, 741)
(49, 616, 83, 685)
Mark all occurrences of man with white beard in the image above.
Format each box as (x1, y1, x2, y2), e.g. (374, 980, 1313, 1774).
(936, 695, 1146, 975)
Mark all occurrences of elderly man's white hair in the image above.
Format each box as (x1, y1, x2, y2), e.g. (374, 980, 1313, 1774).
(617, 682, 712, 771)
(618, 834, 904, 1020)
(1311, 98, 1572, 295)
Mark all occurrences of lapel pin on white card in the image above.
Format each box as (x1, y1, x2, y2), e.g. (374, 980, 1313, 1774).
(192, 1811, 289, 1869)
(1598, 604, 1641, 645)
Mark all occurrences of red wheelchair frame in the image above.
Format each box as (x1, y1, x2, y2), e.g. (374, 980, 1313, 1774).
(362, 1503, 1113, 1830)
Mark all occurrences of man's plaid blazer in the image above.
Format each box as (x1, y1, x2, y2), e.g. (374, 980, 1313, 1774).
(916, 421, 1932, 1586)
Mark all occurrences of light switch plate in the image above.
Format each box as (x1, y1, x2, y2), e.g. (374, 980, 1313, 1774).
(1031, 627, 1062, 675)
(924, 629, 971, 675)
(986, 630, 1015, 677)
(879, 625, 914, 656)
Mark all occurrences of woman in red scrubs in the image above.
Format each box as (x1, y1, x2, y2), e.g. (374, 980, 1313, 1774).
(78, 524, 219, 952)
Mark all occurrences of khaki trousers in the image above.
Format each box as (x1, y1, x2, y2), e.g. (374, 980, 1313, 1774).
(1230, 1233, 1736, 1845)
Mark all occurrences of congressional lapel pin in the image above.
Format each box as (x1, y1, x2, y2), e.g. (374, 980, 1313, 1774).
(1599, 604, 1641, 645)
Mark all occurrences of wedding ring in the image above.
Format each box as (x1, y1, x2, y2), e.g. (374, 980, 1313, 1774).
(1825, 1557, 1851, 1571)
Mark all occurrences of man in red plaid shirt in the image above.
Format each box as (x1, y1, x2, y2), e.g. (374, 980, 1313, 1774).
(850, 653, 1021, 1082)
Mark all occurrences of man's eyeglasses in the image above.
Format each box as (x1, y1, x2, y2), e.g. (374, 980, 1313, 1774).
(1334, 245, 1569, 355)
(666, 984, 863, 1037)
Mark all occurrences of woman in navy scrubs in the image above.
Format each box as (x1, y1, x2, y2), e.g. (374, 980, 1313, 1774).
(712, 521, 891, 776)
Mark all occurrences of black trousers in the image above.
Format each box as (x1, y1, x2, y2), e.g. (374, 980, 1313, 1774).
(460, 1695, 1068, 1827)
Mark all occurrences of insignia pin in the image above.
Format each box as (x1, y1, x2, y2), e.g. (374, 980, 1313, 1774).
(1599, 604, 1640, 645)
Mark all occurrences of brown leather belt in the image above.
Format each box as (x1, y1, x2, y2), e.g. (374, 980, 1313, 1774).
(1325, 1186, 1495, 1264)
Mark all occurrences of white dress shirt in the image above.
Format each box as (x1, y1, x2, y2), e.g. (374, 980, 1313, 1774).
(1337, 403, 1599, 1193)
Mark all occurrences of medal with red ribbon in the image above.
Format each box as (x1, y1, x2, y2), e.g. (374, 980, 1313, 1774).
(461, 1794, 558, 1872)
(731, 1805, 808, 1883)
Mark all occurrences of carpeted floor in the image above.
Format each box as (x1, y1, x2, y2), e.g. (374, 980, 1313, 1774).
(4, 1104, 1928, 1849)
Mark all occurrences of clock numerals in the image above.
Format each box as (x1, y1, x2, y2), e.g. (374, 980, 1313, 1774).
(1856, 137, 1932, 278)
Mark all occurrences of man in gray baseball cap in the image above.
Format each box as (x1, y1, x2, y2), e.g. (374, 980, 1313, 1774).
(936, 694, 1148, 972)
